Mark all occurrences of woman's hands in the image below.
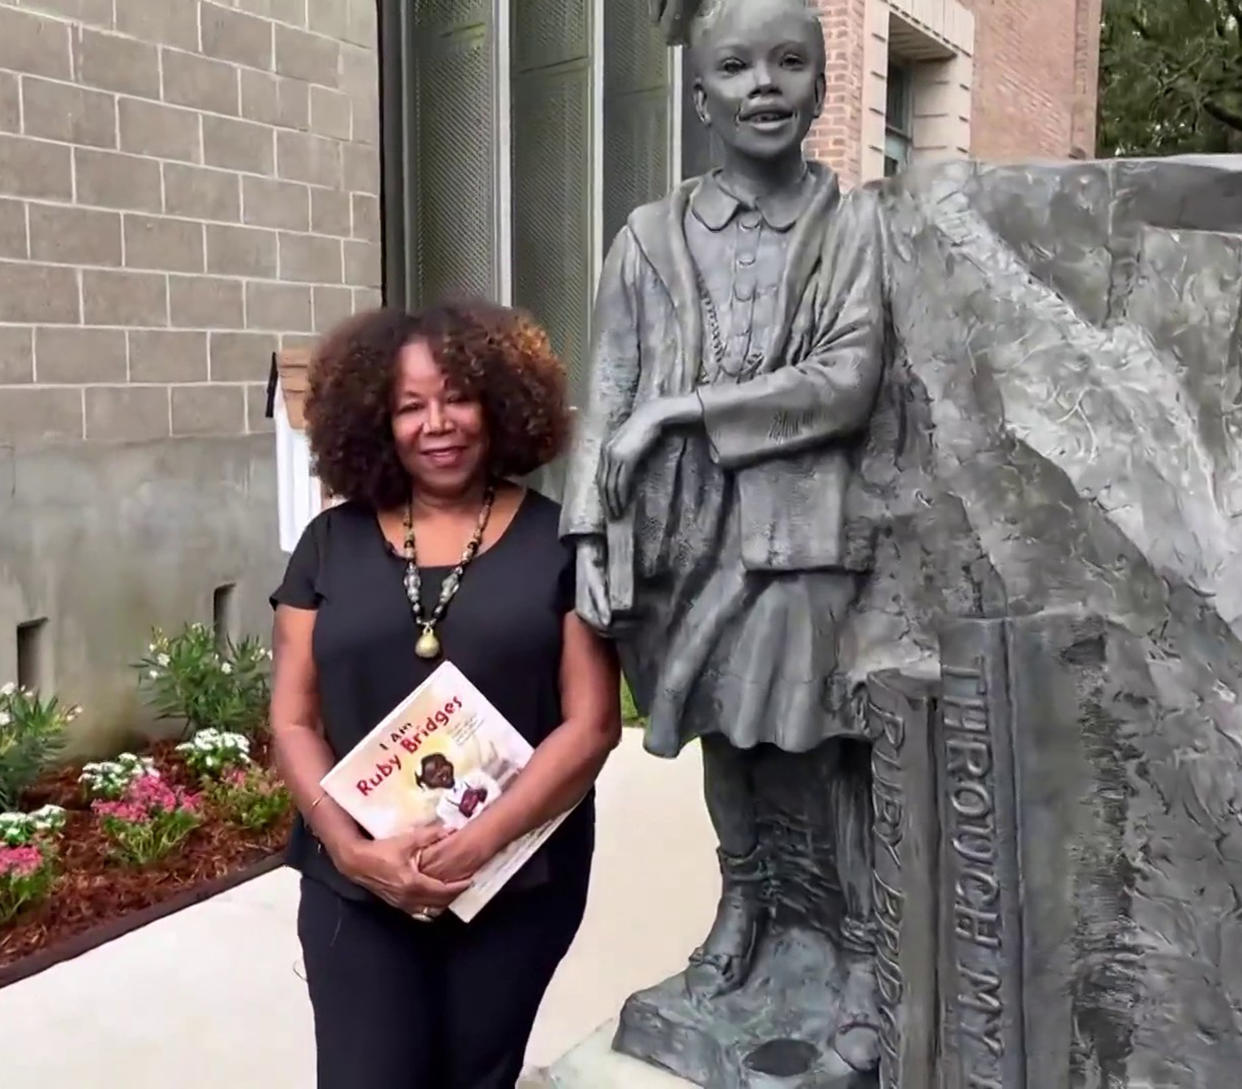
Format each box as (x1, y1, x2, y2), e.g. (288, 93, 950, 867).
(335, 824, 472, 914)
(419, 820, 501, 886)
(598, 394, 703, 520)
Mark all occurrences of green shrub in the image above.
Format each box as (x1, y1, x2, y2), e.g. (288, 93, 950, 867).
(621, 678, 645, 726)
(0, 684, 75, 809)
(135, 624, 271, 740)
(207, 766, 291, 832)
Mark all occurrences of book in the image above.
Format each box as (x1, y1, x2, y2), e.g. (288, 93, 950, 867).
(319, 660, 569, 922)
(935, 618, 1024, 1089)
(867, 670, 939, 1089)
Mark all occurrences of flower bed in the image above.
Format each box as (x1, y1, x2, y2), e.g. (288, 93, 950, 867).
(0, 624, 292, 986)
(0, 736, 292, 980)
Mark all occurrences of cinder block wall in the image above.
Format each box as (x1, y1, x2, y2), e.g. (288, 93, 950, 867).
(0, 0, 381, 443)
(0, 0, 382, 755)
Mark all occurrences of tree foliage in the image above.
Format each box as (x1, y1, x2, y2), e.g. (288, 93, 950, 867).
(1099, 0, 1242, 156)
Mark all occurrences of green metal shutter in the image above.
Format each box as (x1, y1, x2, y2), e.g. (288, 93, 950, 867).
(408, 0, 502, 306)
(510, 1, 593, 406)
(680, 48, 719, 180)
(602, 6, 671, 250)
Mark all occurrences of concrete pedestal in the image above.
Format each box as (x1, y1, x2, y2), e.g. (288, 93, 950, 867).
(539, 1022, 698, 1088)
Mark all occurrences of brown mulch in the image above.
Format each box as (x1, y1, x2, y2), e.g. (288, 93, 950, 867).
(0, 737, 292, 971)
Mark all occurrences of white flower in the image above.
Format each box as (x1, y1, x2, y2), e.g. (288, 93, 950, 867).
(0, 711, 10, 727)
(220, 662, 233, 675)
(156, 654, 170, 667)
(0, 682, 14, 697)
(148, 669, 159, 679)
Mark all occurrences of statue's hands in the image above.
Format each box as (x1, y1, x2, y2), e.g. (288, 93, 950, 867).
(575, 534, 611, 633)
(599, 402, 663, 520)
(598, 395, 700, 520)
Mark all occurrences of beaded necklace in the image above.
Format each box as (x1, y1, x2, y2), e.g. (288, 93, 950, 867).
(402, 483, 497, 660)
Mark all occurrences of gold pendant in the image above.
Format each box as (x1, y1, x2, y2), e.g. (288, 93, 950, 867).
(415, 628, 441, 660)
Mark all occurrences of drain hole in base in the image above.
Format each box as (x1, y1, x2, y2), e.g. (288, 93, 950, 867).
(744, 1038, 819, 1077)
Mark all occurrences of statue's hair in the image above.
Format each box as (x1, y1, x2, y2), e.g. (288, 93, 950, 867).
(650, 0, 816, 48)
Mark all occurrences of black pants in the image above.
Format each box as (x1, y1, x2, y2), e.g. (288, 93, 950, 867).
(298, 873, 589, 1089)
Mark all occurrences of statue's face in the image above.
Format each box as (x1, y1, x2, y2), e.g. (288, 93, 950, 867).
(692, 0, 825, 163)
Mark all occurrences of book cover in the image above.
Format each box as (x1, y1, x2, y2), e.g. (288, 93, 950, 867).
(320, 660, 567, 922)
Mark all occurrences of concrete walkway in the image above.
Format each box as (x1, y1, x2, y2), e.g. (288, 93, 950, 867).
(0, 731, 717, 1088)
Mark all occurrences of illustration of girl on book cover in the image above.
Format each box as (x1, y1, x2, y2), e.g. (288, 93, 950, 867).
(415, 752, 501, 831)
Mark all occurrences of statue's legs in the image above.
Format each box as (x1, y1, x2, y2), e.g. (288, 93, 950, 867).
(828, 738, 881, 1072)
(685, 733, 767, 1000)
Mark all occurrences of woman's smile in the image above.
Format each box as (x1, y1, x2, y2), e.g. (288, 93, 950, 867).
(421, 446, 468, 469)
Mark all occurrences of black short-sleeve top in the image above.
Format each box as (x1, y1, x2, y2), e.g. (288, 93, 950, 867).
(270, 488, 594, 903)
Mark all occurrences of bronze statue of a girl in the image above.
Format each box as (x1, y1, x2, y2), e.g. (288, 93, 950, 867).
(562, 0, 887, 1075)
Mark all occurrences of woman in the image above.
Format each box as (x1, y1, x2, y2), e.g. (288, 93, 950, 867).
(269, 302, 621, 1089)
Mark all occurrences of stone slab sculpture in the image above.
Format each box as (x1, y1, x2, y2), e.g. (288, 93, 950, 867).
(560, 0, 1242, 1082)
(847, 154, 1242, 1089)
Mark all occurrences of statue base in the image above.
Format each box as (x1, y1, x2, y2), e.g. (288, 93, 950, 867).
(538, 1022, 695, 1088)
(613, 925, 878, 1089)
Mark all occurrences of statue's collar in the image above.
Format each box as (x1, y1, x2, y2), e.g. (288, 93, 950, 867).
(689, 163, 828, 232)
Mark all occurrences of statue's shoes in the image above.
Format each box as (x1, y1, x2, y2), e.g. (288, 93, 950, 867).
(830, 952, 882, 1072)
(683, 892, 764, 1001)
(684, 949, 747, 1000)
(831, 1021, 880, 1073)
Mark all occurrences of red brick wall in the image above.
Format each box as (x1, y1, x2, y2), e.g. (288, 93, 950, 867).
(806, 0, 1101, 179)
(1071, 0, 1103, 156)
(963, 0, 1097, 162)
(807, 0, 868, 187)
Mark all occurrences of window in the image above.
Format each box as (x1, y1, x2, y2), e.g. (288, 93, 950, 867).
(266, 350, 323, 554)
(213, 585, 238, 652)
(884, 62, 914, 177)
(16, 619, 48, 693)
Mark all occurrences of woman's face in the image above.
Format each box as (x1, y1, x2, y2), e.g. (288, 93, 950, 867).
(391, 338, 488, 501)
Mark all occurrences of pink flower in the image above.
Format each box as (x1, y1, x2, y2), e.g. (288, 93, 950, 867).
(93, 800, 145, 822)
(128, 774, 179, 813)
(93, 773, 198, 824)
(225, 768, 249, 788)
(0, 845, 45, 878)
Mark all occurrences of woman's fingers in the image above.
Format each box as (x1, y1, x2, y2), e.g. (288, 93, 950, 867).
(403, 823, 449, 850)
(407, 874, 471, 910)
(405, 849, 471, 909)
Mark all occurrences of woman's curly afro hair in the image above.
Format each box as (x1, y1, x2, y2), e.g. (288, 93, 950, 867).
(304, 301, 570, 510)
